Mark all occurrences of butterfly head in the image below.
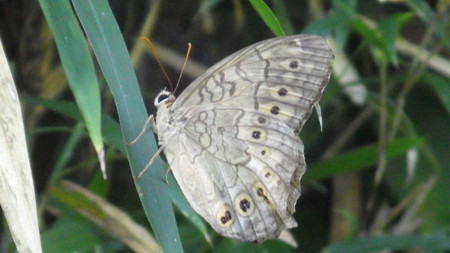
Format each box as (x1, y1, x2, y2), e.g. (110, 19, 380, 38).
(154, 90, 176, 108)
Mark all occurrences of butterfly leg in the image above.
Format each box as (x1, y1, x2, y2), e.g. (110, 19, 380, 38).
(135, 144, 165, 180)
(164, 166, 172, 185)
(127, 114, 157, 145)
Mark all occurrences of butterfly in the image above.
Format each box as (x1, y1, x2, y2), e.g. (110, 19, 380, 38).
(151, 35, 333, 242)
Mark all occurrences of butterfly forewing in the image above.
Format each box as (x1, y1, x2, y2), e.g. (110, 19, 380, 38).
(173, 35, 333, 130)
(154, 35, 334, 242)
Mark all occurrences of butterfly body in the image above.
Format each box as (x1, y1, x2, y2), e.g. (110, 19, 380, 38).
(154, 35, 334, 242)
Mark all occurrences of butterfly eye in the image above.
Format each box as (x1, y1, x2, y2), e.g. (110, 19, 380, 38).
(157, 94, 169, 103)
(154, 91, 173, 106)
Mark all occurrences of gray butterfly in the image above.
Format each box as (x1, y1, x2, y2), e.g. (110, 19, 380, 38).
(152, 35, 333, 242)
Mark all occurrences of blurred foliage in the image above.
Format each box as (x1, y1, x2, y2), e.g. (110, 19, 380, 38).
(0, 0, 449, 252)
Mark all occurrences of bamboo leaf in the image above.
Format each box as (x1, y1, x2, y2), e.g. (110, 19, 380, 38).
(71, 0, 182, 252)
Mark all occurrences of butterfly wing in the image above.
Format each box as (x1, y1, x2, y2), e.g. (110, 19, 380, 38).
(172, 34, 334, 132)
(163, 106, 305, 241)
(158, 35, 333, 242)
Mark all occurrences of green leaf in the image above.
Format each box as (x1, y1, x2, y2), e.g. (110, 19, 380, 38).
(351, 13, 411, 65)
(248, 0, 285, 37)
(42, 216, 103, 253)
(331, 0, 357, 46)
(351, 17, 388, 64)
(49, 181, 161, 252)
(377, 13, 414, 66)
(49, 123, 85, 184)
(38, 0, 103, 161)
(21, 96, 83, 120)
(323, 233, 450, 253)
(304, 137, 424, 182)
(71, 0, 182, 252)
(21, 96, 127, 154)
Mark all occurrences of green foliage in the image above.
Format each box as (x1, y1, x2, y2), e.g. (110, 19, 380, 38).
(39, 0, 103, 163)
(1, 0, 449, 252)
(249, 0, 286, 37)
(71, 1, 182, 252)
(323, 233, 450, 253)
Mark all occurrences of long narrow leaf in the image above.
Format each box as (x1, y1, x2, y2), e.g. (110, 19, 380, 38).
(0, 37, 42, 253)
(71, 1, 182, 252)
(248, 0, 285, 36)
(304, 137, 424, 182)
(38, 0, 104, 174)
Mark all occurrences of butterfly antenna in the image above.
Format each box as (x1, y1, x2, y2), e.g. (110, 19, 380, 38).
(141, 37, 174, 91)
(173, 43, 192, 94)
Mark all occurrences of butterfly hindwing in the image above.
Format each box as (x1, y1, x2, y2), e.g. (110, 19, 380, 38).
(163, 107, 301, 241)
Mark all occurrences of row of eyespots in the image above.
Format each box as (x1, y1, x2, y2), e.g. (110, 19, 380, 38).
(215, 77, 296, 227)
(217, 177, 277, 227)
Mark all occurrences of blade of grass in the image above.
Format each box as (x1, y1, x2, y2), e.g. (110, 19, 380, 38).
(0, 37, 42, 253)
(49, 181, 161, 252)
(71, 1, 182, 252)
(22, 96, 126, 154)
(48, 123, 85, 184)
(248, 0, 285, 36)
(38, 0, 104, 175)
(304, 137, 424, 182)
